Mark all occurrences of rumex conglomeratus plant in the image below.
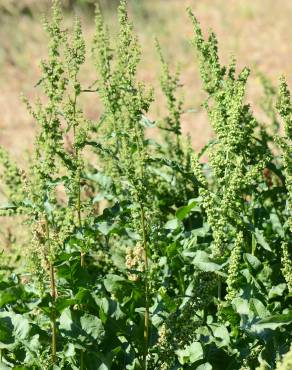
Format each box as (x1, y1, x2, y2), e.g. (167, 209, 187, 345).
(0, 1, 291, 369)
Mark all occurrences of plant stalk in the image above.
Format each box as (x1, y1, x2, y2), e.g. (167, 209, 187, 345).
(80, 350, 85, 370)
(140, 205, 149, 369)
(72, 91, 84, 268)
(49, 262, 57, 364)
(45, 217, 57, 364)
(251, 194, 256, 256)
(77, 167, 84, 267)
(218, 279, 222, 301)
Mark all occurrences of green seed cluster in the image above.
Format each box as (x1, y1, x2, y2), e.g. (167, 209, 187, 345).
(226, 232, 243, 301)
(156, 40, 183, 157)
(276, 77, 292, 233)
(281, 242, 292, 293)
(189, 12, 269, 257)
(151, 299, 202, 369)
(6, 0, 89, 275)
(0, 147, 24, 208)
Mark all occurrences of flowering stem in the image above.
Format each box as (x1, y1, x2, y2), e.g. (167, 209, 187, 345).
(45, 217, 57, 365)
(251, 195, 256, 255)
(49, 262, 57, 364)
(72, 90, 84, 268)
(140, 204, 149, 369)
(77, 164, 84, 267)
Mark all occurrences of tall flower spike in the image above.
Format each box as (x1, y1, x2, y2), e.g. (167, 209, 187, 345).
(188, 9, 225, 95)
(156, 39, 183, 146)
(93, 2, 112, 92)
(276, 77, 292, 233)
(281, 242, 292, 293)
(226, 232, 243, 301)
(189, 11, 269, 259)
(65, 16, 86, 83)
(0, 147, 24, 207)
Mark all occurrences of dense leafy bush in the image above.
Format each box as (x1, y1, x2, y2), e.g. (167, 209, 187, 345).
(0, 1, 291, 369)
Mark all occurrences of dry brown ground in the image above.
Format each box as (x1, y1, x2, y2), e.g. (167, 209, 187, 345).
(0, 0, 292, 162)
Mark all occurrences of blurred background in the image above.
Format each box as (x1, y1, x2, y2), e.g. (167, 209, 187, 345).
(1, 0, 292, 161)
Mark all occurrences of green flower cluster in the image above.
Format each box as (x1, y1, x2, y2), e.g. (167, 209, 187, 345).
(0, 147, 24, 208)
(277, 77, 292, 233)
(226, 232, 243, 301)
(156, 40, 183, 157)
(281, 242, 292, 293)
(189, 12, 269, 257)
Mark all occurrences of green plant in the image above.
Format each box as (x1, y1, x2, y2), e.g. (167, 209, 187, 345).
(0, 1, 291, 369)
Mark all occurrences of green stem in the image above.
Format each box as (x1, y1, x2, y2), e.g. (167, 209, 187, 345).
(218, 279, 222, 300)
(77, 161, 84, 268)
(49, 262, 57, 364)
(45, 217, 57, 365)
(80, 350, 85, 370)
(140, 205, 149, 370)
(251, 194, 256, 256)
(72, 88, 84, 267)
(251, 233, 256, 256)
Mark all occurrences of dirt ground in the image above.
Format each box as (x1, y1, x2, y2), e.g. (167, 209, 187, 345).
(1, 0, 292, 163)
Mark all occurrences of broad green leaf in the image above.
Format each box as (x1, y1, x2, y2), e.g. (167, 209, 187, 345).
(165, 218, 180, 230)
(249, 298, 269, 319)
(255, 312, 292, 329)
(97, 222, 115, 236)
(243, 253, 262, 271)
(193, 251, 223, 272)
(0, 286, 22, 307)
(104, 274, 127, 294)
(232, 298, 250, 315)
(196, 363, 212, 370)
(188, 342, 204, 363)
(0, 314, 14, 347)
(247, 310, 292, 333)
(158, 288, 176, 312)
(210, 324, 230, 347)
(56, 298, 75, 313)
(268, 284, 287, 299)
(176, 341, 204, 364)
(176, 200, 198, 221)
(25, 334, 40, 353)
(270, 212, 285, 237)
(254, 229, 272, 252)
(59, 308, 73, 332)
(59, 308, 104, 343)
(80, 313, 104, 339)
(0, 364, 11, 370)
(12, 315, 30, 339)
(64, 343, 76, 357)
(98, 364, 109, 370)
